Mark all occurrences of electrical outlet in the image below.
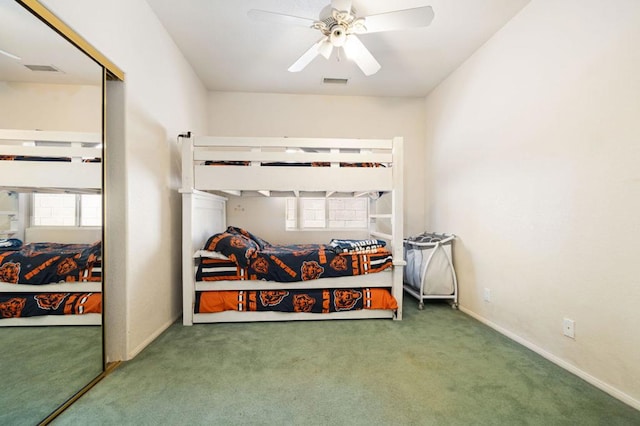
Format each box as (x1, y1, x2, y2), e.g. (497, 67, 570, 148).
(483, 288, 491, 302)
(563, 318, 575, 339)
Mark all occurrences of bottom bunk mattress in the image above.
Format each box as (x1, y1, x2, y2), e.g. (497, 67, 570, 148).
(0, 292, 101, 319)
(197, 227, 392, 283)
(196, 288, 397, 314)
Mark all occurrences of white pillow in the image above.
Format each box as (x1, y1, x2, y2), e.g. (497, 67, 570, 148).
(193, 250, 229, 260)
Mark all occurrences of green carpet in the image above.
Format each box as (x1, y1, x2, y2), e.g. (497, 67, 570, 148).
(0, 325, 102, 426)
(52, 300, 639, 425)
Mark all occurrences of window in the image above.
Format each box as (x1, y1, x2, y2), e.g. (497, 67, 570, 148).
(286, 197, 368, 230)
(32, 193, 101, 227)
(80, 194, 102, 226)
(300, 198, 326, 229)
(327, 198, 368, 229)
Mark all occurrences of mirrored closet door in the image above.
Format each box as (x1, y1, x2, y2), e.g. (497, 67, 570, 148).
(0, 0, 106, 423)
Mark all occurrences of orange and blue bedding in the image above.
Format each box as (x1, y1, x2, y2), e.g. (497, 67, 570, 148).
(0, 292, 100, 319)
(195, 227, 398, 314)
(197, 288, 397, 314)
(0, 241, 102, 319)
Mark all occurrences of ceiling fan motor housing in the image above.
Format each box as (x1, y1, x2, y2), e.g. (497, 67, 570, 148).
(314, 6, 362, 47)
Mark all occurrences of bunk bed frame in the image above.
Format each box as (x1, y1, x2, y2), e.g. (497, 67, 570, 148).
(181, 134, 404, 324)
(0, 129, 102, 326)
(0, 128, 102, 192)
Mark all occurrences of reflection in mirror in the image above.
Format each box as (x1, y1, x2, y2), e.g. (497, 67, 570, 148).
(0, 0, 104, 423)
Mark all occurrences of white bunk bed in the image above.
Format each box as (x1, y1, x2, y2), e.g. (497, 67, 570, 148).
(0, 129, 102, 326)
(181, 134, 404, 324)
(0, 128, 102, 193)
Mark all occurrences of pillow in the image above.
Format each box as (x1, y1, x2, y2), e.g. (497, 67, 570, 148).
(226, 226, 271, 249)
(328, 238, 387, 254)
(203, 232, 258, 267)
(0, 238, 22, 251)
(193, 250, 229, 260)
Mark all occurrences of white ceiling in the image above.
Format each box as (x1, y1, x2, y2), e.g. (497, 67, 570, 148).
(0, 0, 101, 85)
(146, 0, 531, 97)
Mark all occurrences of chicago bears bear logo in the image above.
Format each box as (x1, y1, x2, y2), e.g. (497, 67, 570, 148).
(245, 247, 257, 259)
(334, 289, 362, 311)
(0, 297, 25, 318)
(35, 293, 67, 310)
(260, 290, 289, 307)
(330, 255, 348, 271)
(252, 257, 269, 274)
(230, 237, 247, 248)
(57, 258, 78, 275)
(301, 261, 324, 281)
(0, 262, 20, 283)
(293, 294, 315, 312)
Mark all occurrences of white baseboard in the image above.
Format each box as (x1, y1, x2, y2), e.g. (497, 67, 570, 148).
(126, 315, 179, 360)
(459, 306, 640, 411)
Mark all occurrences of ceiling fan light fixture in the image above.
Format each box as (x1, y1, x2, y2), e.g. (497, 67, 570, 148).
(329, 26, 347, 47)
(343, 35, 381, 76)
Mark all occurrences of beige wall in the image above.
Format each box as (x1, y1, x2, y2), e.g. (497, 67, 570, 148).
(42, 0, 209, 360)
(424, 0, 640, 408)
(0, 81, 101, 245)
(208, 91, 426, 242)
(0, 82, 100, 131)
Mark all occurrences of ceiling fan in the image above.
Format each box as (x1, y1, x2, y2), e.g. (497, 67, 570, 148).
(248, 0, 434, 76)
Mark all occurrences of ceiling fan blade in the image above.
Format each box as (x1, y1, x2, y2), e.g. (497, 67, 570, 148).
(331, 0, 353, 12)
(318, 39, 334, 59)
(361, 6, 434, 34)
(288, 38, 327, 72)
(247, 9, 315, 28)
(343, 35, 381, 76)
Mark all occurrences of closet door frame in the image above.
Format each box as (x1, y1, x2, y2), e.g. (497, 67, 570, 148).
(14, 1, 124, 423)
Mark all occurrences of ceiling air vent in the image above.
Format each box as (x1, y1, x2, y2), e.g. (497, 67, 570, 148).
(24, 64, 61, 72)
(323, 77, 348, 85)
